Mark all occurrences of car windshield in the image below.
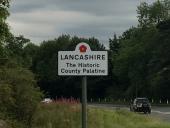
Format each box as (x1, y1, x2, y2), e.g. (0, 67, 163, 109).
(136, 99, 149, 103)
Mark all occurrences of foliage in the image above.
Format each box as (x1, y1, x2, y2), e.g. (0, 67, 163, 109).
(109, 34, 120, 54)
(0, 0, 10, 7)
(0, 0, 10, 57)
(5, 35, 30, 56)
(0, 2, 43, 127)
(32, 35, 107, 99)
(113, 17, 170, 99)
(0, 60, 43, 126)
(22, 43, 39, 68)
(1, 2, 170, 127)
(137, 0, 170, 27)
(30, 0, 170, 99)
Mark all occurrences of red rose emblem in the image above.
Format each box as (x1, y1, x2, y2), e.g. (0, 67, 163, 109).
(79, 45, 87, 53)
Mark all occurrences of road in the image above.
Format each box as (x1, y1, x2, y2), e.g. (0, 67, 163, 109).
(89, 104, 170, 122)
(151, 106, 170, 122)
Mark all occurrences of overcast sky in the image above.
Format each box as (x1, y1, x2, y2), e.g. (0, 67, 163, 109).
(7, 0, 155, 46)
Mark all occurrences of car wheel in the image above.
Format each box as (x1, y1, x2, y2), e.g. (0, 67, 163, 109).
(144, 110, 147, 114)
(148, 110, 151, 114)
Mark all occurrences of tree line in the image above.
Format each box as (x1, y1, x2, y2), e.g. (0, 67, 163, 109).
(29, 0, 170, 100)
(0, 0, 42, 127)
(0, 0, 170, 126)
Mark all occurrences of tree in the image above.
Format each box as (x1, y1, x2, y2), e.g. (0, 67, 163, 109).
(4, 35, 32, 68)
(109, 34, 120, 54)
(0, 0, 10, 57)
(137, 0, 170, 27)
(112, 15, 170, 100)
(149, 0, 168, 23)
(32, 35, 108, 99)
(137, 2, 150, 27)
(113, 24, 159, 98)
(0, 0, 10, 7)
(147, 19, 170, 99)
(23, 43, 39, 68)
(0, 60, 42, 126)
(5, 35, 30, 57)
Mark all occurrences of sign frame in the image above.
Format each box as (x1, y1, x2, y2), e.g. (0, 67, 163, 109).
(58, 43, 108, 76)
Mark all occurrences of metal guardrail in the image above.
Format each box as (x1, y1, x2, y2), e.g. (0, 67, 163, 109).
(88, 98, 170, 105)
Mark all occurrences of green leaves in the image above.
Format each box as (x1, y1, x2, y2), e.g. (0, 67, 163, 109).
(31, 35, 106, 98)
(113, 16, 170, 99)
(0, 0, 10, 8)
(137, 0, 170, 27)
(109, 34, 120, 55)
(0, 0, 10, 57)
(0, 60, 42, 125)
(0, 84, 14, 112)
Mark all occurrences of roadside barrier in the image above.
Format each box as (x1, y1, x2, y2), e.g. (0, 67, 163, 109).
(52, 97, 170, 105)
(88, 98, 170, 105)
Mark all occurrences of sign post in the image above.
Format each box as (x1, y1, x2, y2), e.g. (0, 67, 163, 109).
(58, 42, 108, 128)
(82, 76, 87, 128)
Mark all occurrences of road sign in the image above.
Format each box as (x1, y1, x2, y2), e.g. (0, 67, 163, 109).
(58, 42, 108, 128)
(58, 43, 108, 76)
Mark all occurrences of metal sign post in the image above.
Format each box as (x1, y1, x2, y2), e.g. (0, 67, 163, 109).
(82, 76, 87, 128)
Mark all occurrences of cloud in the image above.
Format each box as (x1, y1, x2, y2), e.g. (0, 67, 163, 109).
(7, 0, 155, 45)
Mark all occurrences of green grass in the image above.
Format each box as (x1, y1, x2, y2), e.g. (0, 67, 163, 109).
(31, 103, 170, 128)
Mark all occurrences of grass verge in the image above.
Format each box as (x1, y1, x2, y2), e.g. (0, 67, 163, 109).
(31, 103, 170, 128)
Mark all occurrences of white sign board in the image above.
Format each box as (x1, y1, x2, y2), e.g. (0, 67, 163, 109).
(58, 43, 108, 76)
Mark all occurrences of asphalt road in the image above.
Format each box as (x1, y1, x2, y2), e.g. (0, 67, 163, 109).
(151, 106, 170, 122)
(89, 104, 170, 122)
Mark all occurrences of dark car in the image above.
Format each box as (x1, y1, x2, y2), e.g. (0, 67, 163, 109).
(130, 98, 151, 114)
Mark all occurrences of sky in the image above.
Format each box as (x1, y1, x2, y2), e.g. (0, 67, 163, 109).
(7, 0, 155, 46)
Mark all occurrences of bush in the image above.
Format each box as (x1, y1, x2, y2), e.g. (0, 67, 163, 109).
(0, 60, 43, 126)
